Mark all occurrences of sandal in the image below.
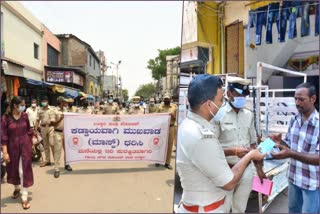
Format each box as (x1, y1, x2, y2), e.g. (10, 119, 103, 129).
(22, 201, 31, 210)
(11, 189, 20, 199)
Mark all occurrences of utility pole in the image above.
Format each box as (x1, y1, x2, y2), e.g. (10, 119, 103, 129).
(111, 60, 121, 98)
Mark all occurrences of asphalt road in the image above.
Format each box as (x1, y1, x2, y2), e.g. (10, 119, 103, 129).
(1, 152, 176, 213)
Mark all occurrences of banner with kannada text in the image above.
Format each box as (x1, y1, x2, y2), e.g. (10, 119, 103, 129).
(64, 113, 170, 164)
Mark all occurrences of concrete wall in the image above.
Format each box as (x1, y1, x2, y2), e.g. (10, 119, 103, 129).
(86, 50, 100, 78)
(42, 24, 61, 66)
(1, 1, 43, 72)
(68, 37, 87, 66)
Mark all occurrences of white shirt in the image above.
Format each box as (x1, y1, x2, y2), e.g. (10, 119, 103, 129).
(177, 111, 233, 208)
(26, 106, 39, 127)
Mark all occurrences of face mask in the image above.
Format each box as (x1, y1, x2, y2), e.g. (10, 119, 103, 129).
(83, 103, 88, 108)
(150, 102, 155, 105)
(231, 96, 246, 109)
(31, 103, 37, 108)
(134, 103, 140, 108)
(18, 105, 25, 112)
(41, 102, 47, 107)
(108, 99, 113, 104)
(164, 100, 170, 105)
(209, 101, 227, 122)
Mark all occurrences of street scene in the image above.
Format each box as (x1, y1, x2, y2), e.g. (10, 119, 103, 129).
(1, 1, 181, 212)
(176, 1, 319, 213)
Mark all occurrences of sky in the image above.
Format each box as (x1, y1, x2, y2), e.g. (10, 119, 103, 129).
(21, 1, 182, 98)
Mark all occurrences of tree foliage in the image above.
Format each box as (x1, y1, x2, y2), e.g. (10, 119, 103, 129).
(122, 89, 129, 102)
(134, 83, 156, 99)
(147, 46, 181, 80)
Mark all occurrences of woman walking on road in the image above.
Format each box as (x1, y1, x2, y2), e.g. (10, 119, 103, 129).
(1, 96, 34, 209)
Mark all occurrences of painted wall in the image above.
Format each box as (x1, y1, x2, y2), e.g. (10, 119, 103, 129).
(42, 24, 61, 66)
(1, 1, 43, 72)
(197, 2, 221, 74)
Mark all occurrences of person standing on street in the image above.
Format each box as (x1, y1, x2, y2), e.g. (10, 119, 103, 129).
(148, 97, 158, 113)
(176, 74, 266, 213)
(212, 76, 266, 213)
(128, 96, 145, 115)
(37, 96, 55, 167)
(26, 99, 39, 129)
(77, 99, 93, 114)
(270, 82, 319, 213)
(49, 96, 72, 178)
(1, 96, 34, 209)
(156, 93, 177, 170)
(104, 95, 119, 115)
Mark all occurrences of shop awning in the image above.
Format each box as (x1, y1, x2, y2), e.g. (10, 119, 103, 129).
(64, 88, 79, 98)
(26, 79, 54, 87)
(2, 60, 24, 77)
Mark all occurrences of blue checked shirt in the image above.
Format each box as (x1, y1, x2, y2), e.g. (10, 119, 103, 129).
(284, 109, 319, 190)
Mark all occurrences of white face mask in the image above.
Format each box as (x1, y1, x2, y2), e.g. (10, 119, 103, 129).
(31, 103, 37, 108)
(18, 105, 26, 113)
(209, 101, 227, 122)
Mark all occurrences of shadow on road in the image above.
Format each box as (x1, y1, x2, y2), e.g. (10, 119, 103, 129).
(1, 195, 33, 209)
(45, 165, 168, 175)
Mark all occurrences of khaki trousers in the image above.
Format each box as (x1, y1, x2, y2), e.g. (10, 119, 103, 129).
(53, 131, 63, 171)
(165, 126, 175, 165)
(41, 126, 54, 163)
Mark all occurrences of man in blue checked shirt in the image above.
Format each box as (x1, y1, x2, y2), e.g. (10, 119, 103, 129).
(270, 82, 319, 214)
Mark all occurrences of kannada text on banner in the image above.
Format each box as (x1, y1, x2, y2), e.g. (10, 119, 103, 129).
(64, 113, 171, 164)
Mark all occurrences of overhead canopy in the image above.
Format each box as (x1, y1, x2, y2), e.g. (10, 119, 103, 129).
(64, 88, 79, 98)
(26, 79, 54, 87)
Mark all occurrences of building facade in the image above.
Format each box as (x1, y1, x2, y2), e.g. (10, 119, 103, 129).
(56, 34, 101, 100)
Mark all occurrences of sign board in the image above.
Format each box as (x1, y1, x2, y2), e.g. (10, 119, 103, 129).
(46, 70, 73, 83)
(64, 113, 171, 164)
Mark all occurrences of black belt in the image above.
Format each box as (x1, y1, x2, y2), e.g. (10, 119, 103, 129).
(54, 129, 63, 132)
(170, 125, 175, 127)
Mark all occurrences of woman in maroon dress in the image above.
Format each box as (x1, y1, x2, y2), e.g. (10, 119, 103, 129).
(2, 96, 34, 209)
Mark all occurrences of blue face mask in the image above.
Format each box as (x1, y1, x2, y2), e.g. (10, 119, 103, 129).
(209, 101, 227, 122)
(231, 96, 246, 109)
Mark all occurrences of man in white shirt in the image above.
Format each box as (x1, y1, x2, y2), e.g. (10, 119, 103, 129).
(26, 99, 39, 128)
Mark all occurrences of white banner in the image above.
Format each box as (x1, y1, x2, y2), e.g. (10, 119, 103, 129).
(64, 113, 170, 164)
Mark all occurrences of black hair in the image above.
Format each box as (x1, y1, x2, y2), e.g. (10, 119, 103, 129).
(188, 75, 223, 110)
(296, 82, 316, 97)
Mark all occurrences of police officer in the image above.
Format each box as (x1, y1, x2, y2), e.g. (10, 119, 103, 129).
(77, 99, 93, 114)
(148, 97, 158, 113)
(104, 95, 119, 115)
(212, 76, 266, 213)
(176, 74, 266, 213)
(155, 93, 177, 169)
(49, 96, 70, 178)
(128, 96, 145, 115)
(65, 98, 77, 113)
(37, 96, 55, 167)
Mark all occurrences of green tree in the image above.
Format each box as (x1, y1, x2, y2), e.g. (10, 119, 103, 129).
(122, 89, 129, 102)
(134, 83, 156, 99)
(147, 46, 181, 80)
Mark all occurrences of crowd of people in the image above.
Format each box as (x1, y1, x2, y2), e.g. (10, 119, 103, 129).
(1, 92, 178, 210)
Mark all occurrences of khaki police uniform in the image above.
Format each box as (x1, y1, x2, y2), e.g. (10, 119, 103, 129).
(104, 103, 119, 115)
(128, 105, 145, 115)
(156, 102, 177, 165)
(176, 111, 233, 213)
(50, 106, 65, 172)
(148, 104, 158, 113)
(67, 106, 77, 113)
(37, 106, 55, 163)
(213, 102, 256, 213)
(77, 107, 93, 114)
